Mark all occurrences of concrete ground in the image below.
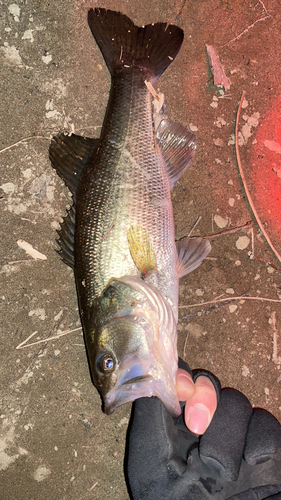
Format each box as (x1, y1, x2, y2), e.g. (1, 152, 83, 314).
(1, 0, 281, 498)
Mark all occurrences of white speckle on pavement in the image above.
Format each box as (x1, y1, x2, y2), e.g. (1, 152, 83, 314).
(22, 30, 34, 42)
(242, 365, 250, 377)
(42, 53, 52, 64)
(0, 44, 23, 67)
(236, 236, 250, 250)
(8, 4, 21, 22)
(186, 323, 207, 339)
(33, 466, 51, 482)
(214, 214, 228, 228)
(189, 123, 198, 132)
(28, 308, 46, 321)
(0, 182, 16, 194)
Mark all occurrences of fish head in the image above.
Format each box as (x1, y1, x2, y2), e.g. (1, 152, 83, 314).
(85, 276, 181, 418)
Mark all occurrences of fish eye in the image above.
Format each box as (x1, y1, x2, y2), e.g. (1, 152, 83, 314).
(99, 354, 115, 373)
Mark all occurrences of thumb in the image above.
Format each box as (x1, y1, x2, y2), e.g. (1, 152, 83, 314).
(184, 375, 218, 435)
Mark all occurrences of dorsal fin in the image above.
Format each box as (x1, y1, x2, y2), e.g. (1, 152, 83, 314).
(56, 204, 76, 268)
(156, 119, 197, 190)
(49, 133, 99, 268)
(49, 132, 99, 194)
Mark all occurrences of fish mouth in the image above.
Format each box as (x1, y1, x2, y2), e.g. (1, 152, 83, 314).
(104, 375, 154, 415)
(103, 355, 181, 418)
(120, 374, 152, 386)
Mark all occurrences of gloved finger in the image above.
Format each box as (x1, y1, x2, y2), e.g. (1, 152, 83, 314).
(244, 409, 281, 466)
(126, 359, 198, 498)
(125, 395, 193, 499)
(199, 388, 253, 481)
(184, 375, 218, 435)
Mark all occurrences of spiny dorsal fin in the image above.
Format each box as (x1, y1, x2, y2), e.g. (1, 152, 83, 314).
(50, 133, 99, 268)
(56, 204, 76, 268)
(49, 133, 99, 194)
(176, 237, 211, 278)
(156, 119, 197, 190)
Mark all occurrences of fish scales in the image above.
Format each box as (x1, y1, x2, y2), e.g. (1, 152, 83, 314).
(49, 8, 211, 417)
(75, 69, 177, 315)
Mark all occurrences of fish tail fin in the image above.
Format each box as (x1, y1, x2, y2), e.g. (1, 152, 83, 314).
(88, 8, 183, 82)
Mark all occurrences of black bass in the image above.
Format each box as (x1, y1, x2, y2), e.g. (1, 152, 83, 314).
(49, 8, 211, 418)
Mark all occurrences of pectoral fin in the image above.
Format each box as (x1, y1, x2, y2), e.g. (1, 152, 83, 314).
(176, 237, 211, 278)
(127, 226, 156, 277)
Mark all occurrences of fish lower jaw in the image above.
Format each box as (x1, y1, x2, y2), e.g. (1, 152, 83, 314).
(104, 377, 181, 418)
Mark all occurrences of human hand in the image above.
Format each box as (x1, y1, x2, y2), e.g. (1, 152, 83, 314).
(125, 359, 281, 499)
(176, 360, 218, 435)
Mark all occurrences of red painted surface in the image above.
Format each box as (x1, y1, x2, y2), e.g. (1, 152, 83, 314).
(250, 95, 281, 250)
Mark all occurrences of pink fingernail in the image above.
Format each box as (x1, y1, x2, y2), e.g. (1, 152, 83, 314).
(185, 405, 211, 435)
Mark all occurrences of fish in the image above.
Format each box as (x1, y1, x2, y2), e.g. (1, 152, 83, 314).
(49, 8, 211, 418)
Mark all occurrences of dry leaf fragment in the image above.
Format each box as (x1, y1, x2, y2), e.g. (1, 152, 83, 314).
(17, 239, 47, 260)
(206, 44, 231, 91)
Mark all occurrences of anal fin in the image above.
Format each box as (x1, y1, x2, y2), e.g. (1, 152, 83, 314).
(176, 237, 211, 278)
(156, 115, 196, 190)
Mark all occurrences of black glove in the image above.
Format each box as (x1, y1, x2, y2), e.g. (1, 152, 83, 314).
(125, 359, 281, 499)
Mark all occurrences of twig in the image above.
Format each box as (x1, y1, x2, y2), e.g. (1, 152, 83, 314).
(0, 136, 50, 154)
(188, 216, 202, 236)
(16, 331, 38, 349)
(179, 296, 281, 309)
(179, 300, 233, 321)
(88, 482, 98, 492)
(16, 327, 82, 349)
(223, 15, 271, 47)
(251, 226, 255, 257)
(270, 311, 280, 364)
(203, 221, 252, 239)
(183, 332, 189, 360)
(177, 0, 187, 18)
(8, 259, 37, 265)
(14, 309, 70, 386)
(248, 253, 281, 273)
(234, 91, 281, 267)
(258, 0, 268, 14)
